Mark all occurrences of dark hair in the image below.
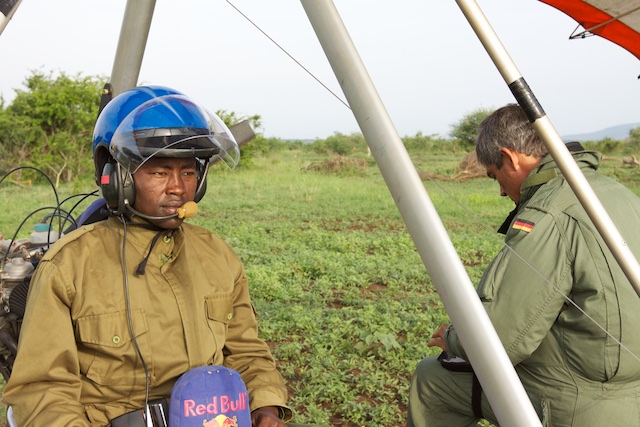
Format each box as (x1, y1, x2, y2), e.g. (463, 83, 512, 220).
(475, 104, 548, 167)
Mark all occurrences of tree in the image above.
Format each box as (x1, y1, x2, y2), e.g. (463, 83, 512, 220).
(449, 107, 494, 150)
(628, 126, 640, 152)
(402, 131, 458, 154)
(0, 70, 104, 185)
(213, 109, 267, 167)
(309, 132, 367, 156)
(214, 109, 262, 131)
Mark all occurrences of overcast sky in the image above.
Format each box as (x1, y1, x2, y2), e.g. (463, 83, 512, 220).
(1, 0, 638, 140)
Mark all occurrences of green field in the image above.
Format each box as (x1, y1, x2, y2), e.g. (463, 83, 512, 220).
(1, 147, 639, 426)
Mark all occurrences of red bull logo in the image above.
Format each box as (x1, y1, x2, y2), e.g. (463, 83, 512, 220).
(202, 414, 238, 427)
(183, 391, 247, 417)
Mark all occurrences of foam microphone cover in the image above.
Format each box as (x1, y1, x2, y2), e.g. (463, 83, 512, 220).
(177, 201, 198, 219)
(170, 366, 251, 427)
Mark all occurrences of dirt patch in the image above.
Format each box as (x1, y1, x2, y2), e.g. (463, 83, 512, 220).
(417, 150, 486, 182)
(302, 157, 368, 175)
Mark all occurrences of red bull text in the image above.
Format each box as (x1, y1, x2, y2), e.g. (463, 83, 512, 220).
(183, 392, 247, 417)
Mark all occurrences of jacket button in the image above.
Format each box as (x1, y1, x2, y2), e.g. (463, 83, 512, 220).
(227, 313, 233, 320)
(112, 336, 121, 344)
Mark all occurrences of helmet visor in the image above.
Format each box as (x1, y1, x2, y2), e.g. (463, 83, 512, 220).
(206, 110, 241, 170)
(109, 94, 240, 173)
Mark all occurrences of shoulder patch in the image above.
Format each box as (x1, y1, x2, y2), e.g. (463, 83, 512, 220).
(40, 222, 102, 260)
(512, 219, 535, 233)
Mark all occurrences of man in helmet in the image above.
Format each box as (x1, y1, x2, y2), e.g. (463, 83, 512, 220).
(3, 86, 292, 426)
(407, 104, 640, 426)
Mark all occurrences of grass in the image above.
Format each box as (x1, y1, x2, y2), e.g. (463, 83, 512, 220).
(197, 152, 514, 426)
(1, 147, 639, 426)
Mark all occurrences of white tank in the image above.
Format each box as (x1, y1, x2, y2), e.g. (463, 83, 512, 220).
(30, 223, 59, 245)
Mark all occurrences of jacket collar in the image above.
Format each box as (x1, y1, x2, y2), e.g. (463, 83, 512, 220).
(497, 147, 600, 234)
(106, 216, 185, 274)
(520, 149, 600, 202)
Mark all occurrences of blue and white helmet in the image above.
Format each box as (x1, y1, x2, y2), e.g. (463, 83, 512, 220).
(92, 85, 240, 188)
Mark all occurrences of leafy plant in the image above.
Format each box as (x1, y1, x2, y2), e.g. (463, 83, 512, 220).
(0, 70, 103, 185)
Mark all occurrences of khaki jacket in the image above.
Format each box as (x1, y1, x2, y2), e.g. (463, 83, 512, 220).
(447, 151, 640, 425)
(3, 217, 291, 426)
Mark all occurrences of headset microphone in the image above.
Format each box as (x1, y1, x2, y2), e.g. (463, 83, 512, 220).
(125, 201, 198, 221)
(175, 201, 198, 218)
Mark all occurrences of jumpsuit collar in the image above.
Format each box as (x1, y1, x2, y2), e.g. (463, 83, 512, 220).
(497, 144, 599, 235)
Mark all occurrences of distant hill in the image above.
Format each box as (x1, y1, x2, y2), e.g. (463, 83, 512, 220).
(284, 125, 640, 143)
(562, 123, 640, 142)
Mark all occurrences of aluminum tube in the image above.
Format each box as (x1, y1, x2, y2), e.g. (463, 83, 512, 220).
(0, 0, 24, 36)
(456, 0, 640, 297)
(109, 0, 156, 96)
(300, 1, 541, 425)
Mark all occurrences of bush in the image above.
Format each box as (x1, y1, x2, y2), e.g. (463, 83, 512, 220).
(302, 156, 369, 177)
(0, 70, 103, 185)
(402, 131, 463, 155)
(308, 132, 368, 156)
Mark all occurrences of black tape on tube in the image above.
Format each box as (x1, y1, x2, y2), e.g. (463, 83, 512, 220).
(508, 78, 545, 123)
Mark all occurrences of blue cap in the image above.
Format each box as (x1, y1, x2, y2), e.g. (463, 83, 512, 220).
(34, 223, 50, 232)
(170, 366, 251, 427)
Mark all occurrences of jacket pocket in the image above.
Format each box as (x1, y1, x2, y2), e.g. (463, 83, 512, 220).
(75, 309, 152, 386)
(540, 398, 551, 427)
(204, 294, 233, 353)
(477, 249, 508, 302)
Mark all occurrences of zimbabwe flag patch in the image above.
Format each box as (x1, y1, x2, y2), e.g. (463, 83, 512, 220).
(513, 219, 535, 233)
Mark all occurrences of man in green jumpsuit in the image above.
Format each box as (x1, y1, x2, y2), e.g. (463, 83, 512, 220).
(407, 104, 640, 427)
(3, 86, 292, 426)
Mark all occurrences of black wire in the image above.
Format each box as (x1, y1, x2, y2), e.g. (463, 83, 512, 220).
(0, 167, 62, 265)
(41, 210, 75, 232)
(119, 217, 151, 420)
(55, 190, 101, 231)
(0, 166, 60, 219)
(1, 206, 70, 265)
(224, 0, 351, 111)
(1, 166, 153, 414)
(0, 168, 101, 265)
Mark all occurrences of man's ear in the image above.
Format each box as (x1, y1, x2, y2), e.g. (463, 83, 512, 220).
(500, 147, 520, 171)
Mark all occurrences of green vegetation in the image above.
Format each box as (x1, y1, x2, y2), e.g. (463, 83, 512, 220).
(1, 71, 640, 426)
(449, 107, 494, 150)
(2, 144, 640, 427)
(0, 71, 104, 186)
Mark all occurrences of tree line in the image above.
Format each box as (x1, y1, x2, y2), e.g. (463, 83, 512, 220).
(1, 71, 638, 185)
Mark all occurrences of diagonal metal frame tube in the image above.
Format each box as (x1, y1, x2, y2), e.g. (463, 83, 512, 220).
(300, 1, 541, 425)
(0, 0, 24, 36)
(109, 0, 156, 97)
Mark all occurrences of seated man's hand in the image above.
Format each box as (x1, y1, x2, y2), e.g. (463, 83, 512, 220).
(251, 406, 286, 427)
(427, 323, 449, 351)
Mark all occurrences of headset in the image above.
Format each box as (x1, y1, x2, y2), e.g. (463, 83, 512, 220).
(92, 85, 238, 221)
(99, 158, 208, 219)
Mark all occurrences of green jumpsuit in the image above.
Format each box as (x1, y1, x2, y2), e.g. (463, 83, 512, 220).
(408, 151, 640, 426)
